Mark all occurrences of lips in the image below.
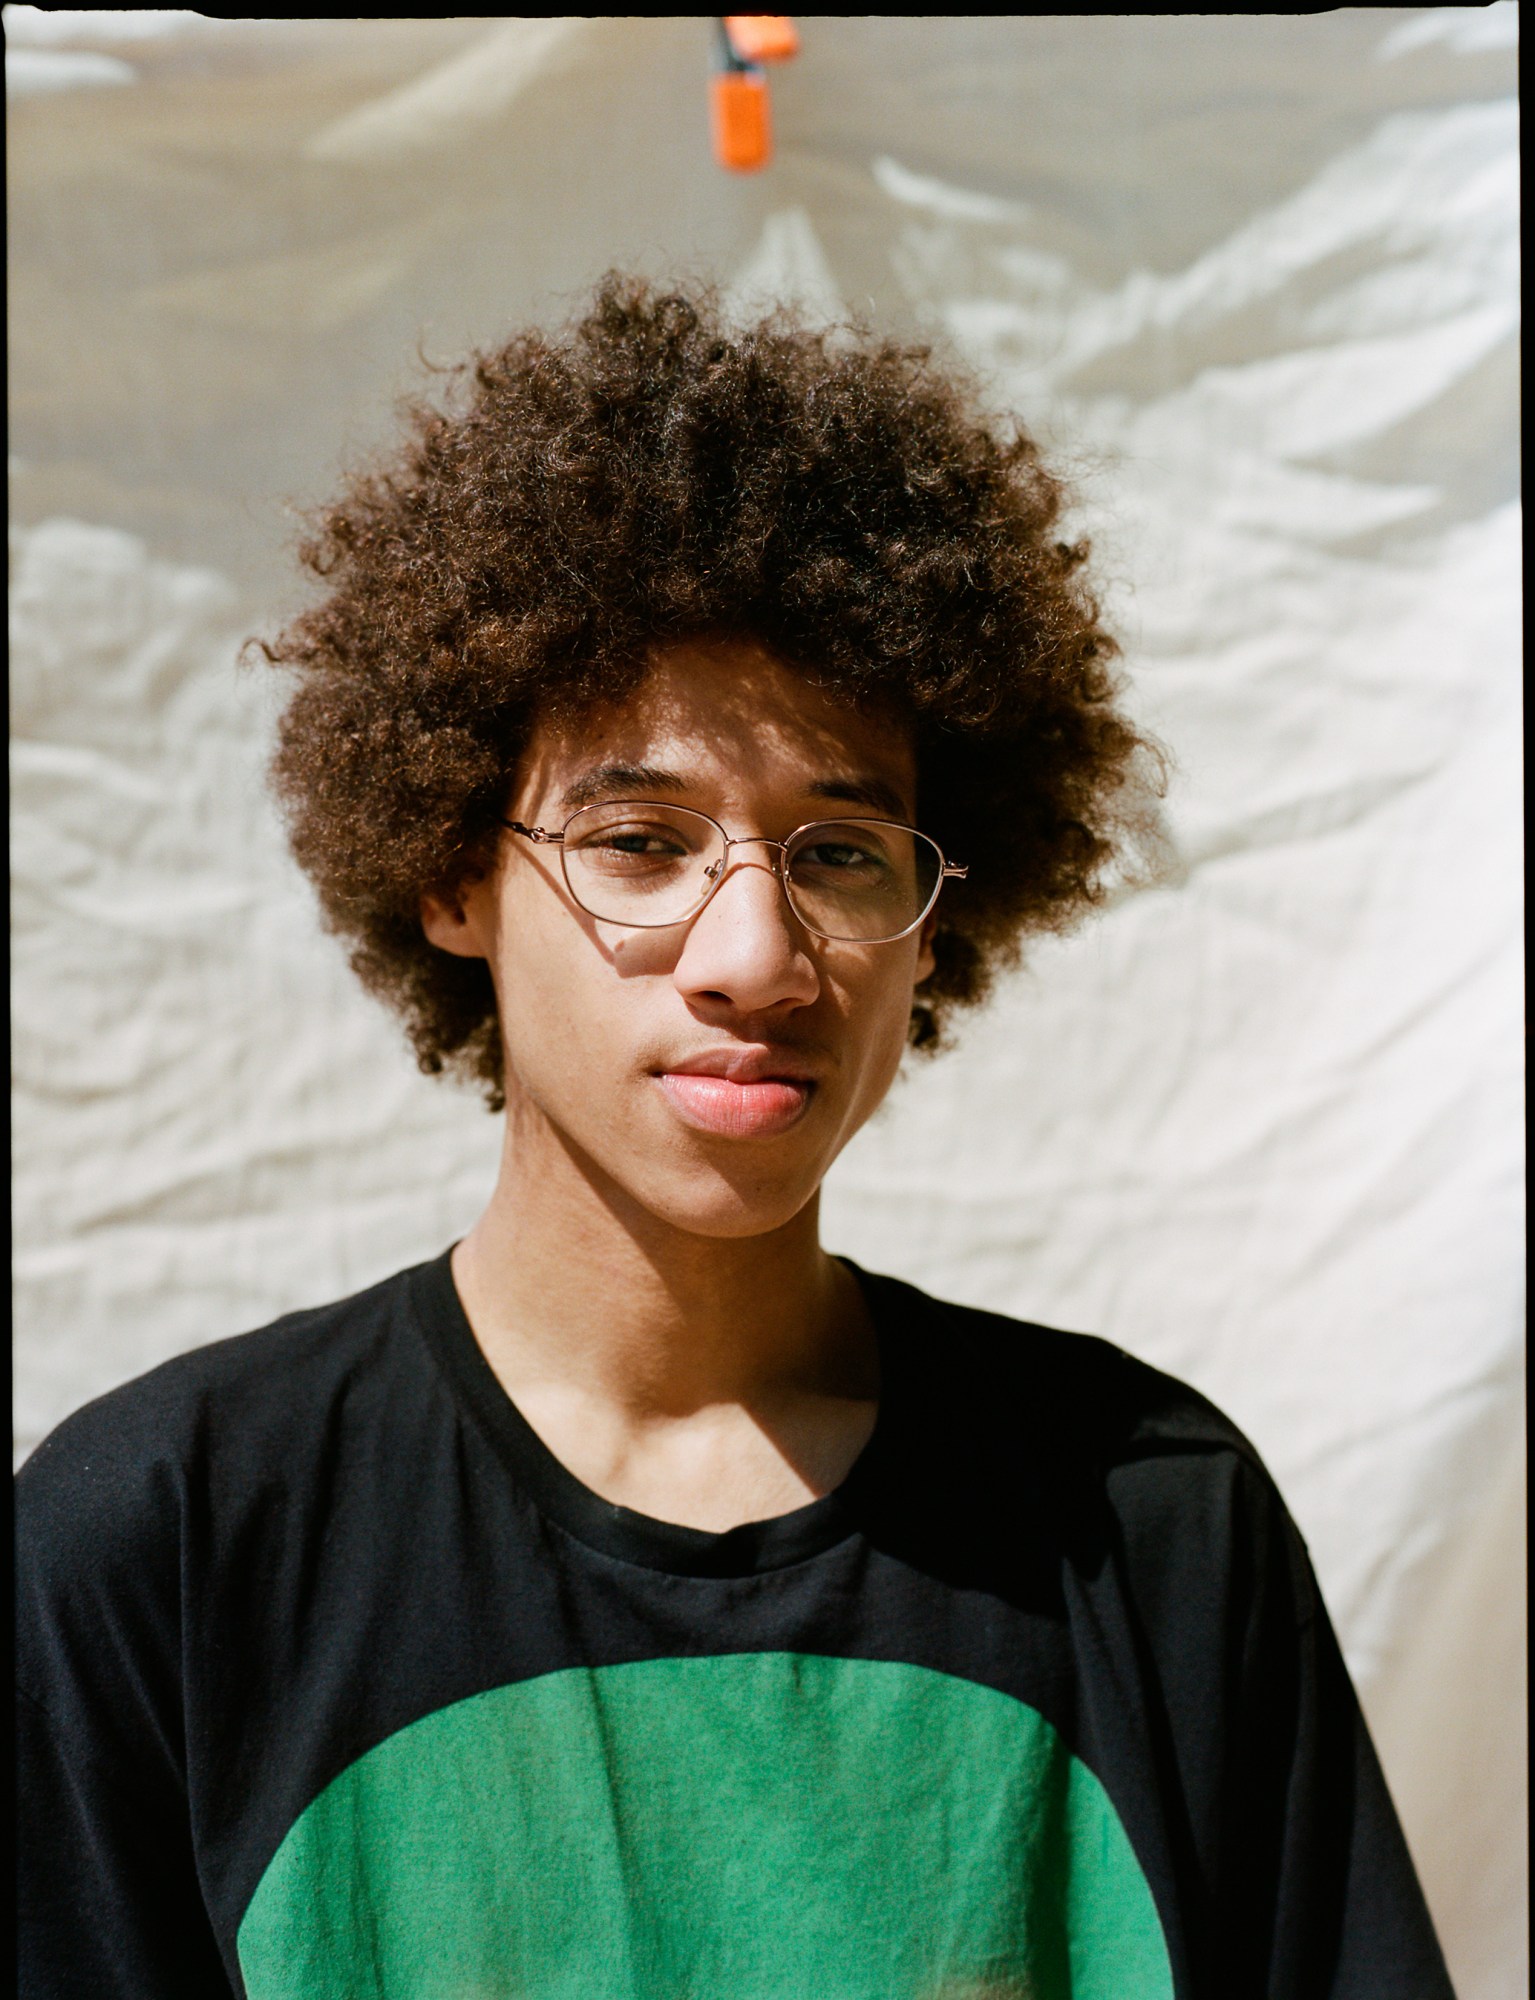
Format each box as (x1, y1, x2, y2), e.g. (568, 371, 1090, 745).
(655, 1051, 819, 1138)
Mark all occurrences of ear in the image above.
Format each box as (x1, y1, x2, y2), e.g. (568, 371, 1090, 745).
(421, 885, 490, 960)
(912, 910, 939, 989)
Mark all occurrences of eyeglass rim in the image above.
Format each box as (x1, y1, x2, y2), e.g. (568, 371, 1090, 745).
(500, 798, 967, 944)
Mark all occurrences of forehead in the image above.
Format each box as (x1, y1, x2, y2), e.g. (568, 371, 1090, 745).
(522, 638, 917, 807)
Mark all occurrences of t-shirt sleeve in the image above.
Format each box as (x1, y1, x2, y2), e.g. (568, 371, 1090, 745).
(16, 1398, 235, 1998)
(1111, 1439, 1456, 2000)
(1260, 1497, 1456, 1999)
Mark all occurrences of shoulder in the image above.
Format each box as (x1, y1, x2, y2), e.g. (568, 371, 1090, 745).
(20, 1255, 438, 1497)
(860, 1265, 1314, 1612)
(15, 1256, 444, 1666)
(862, 1263, 1263, 1468)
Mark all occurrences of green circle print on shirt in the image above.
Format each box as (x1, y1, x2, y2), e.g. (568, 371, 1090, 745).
(237, 1651, 1172, 2000)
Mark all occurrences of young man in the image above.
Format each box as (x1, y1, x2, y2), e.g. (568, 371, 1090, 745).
(18, 278, 1453, 1998)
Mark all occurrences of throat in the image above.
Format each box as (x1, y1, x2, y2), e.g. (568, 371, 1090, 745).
(516, 1385, 880, 1534)
(448, 1225, 880, 1532)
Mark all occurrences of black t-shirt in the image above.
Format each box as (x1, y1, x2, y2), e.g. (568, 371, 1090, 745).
(17, 1251, 1453, 1998)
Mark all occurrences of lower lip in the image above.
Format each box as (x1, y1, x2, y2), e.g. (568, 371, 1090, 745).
(657, 1073, 814, 1138)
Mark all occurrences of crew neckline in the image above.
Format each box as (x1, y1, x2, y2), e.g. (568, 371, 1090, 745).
(408, 1246, 915, 1578)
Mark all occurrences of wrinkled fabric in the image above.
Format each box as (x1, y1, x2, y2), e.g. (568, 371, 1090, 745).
(8, 12, 1522, 1997)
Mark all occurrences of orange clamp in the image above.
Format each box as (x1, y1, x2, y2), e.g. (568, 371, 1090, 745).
(710, 16, 795, 175)
(710, 66, 772, 174)
(722, 15, 800, 64)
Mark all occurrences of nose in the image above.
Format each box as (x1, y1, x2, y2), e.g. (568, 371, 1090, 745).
(671, 849, 820, 1015)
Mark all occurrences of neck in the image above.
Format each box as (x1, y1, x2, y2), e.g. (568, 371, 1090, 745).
(451, 1087, 877, 1452)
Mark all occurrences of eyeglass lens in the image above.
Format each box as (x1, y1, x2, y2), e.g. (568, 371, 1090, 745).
(559, 802, 941, 941)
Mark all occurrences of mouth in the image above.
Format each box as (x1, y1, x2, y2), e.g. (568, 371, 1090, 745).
(655, 1056, 819, 1139)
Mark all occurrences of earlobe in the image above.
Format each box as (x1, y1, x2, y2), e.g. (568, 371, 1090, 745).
(420, 888, 488, 961)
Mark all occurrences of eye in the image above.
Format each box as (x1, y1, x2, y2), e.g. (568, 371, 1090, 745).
(591, 829, 688, 856)
(568, 819, 700, 875)
(793, 838, 891, 878)
(802, 841, 871, 867)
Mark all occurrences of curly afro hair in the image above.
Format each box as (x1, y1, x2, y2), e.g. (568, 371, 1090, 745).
(259, 273, 1165, 1111)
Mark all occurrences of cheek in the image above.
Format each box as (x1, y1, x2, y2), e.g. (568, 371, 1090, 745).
(489, 904, 673, 1138)
(488, 909, 607, 1088)
(833, 952, 923, 1086)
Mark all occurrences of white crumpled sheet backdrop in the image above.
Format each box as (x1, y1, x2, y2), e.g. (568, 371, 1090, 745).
(9, 10, 1523, 1994)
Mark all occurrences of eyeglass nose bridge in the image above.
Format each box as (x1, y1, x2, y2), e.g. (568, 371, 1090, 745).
(700, 830, 793, 890)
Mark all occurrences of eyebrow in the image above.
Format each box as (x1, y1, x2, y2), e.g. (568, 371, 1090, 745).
(805, 775, 913, 820)
(558, 766, 913, 821)
(559, 765, 690, 811)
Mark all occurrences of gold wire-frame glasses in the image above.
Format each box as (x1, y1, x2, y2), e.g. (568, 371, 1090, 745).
(502, 800, 967, 944)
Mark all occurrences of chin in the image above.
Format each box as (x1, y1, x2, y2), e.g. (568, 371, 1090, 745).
(628, 1159, 827, 1242)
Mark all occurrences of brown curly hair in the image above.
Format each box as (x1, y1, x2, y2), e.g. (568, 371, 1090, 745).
(258, 273, 1165, 1111)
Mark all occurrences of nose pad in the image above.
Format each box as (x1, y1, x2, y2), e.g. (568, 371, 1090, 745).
(700, 846, 792, 912)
